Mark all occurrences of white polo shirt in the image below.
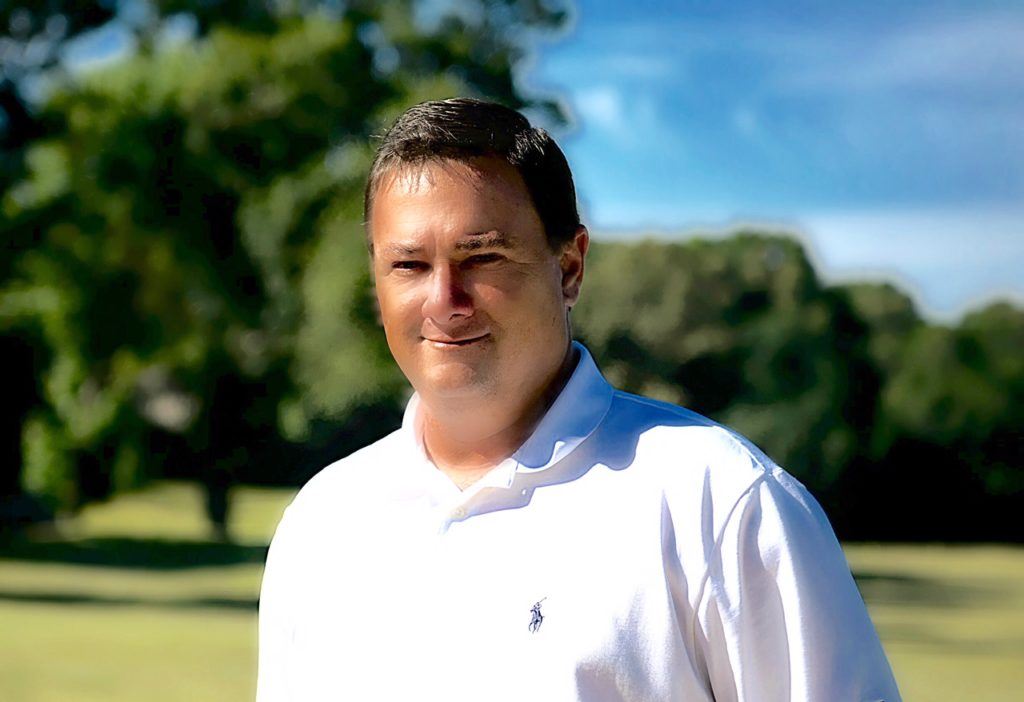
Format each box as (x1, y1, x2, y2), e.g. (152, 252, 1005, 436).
(257, 343, 900, 701)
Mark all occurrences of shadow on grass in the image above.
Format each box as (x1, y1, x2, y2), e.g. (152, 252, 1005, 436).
(0, 537, 267, 569)
(853, 570, 1008, 609)
(854, 571, 1024, 656)
(873, 621, 1024, 656)
(0, 589, 257, 611)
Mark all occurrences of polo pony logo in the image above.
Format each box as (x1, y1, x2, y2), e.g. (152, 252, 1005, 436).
(529, 598, 546, 633)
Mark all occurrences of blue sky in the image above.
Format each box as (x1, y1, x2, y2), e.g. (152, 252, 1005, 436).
(523, 0, 1024, 320)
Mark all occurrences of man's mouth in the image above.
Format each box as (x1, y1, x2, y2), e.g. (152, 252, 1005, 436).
(424, 333, 490, 346)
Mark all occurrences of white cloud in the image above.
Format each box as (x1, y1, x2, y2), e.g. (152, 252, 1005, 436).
(794, 205, 1024, 320)
(797, 205, 1024, 267)
(574, 85, 627, 132)
(575, 9, 1024, 98)
(568, 84, 685, 155)
(760, 11, 1024, 97)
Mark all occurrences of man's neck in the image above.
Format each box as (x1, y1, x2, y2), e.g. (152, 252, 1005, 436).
(420, 345, 579, 489)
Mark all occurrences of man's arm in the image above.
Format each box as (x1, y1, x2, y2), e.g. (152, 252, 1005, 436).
(694, 469, 901, 701)
(256, 506, 296, 702)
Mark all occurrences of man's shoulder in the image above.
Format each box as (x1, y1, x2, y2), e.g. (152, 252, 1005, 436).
(599, 388, 791, 499)
(601, 388, 827, 556)
(606, 389, 776, 469)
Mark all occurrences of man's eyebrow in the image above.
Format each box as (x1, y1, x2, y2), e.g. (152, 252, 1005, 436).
(379, 242, 423, 257)
(454, 231, 516, 251)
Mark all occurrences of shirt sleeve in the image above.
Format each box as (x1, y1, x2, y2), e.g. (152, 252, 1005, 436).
(694, 470, 902, 702)
(256, 505, 296, 702)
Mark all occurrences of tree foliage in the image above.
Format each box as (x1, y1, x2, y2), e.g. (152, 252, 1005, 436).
(2, 0, 567, 515)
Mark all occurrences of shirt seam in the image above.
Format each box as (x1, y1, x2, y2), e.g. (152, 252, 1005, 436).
(687, 472, 768, 670)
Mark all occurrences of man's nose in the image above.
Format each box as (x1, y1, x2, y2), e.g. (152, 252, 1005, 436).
(422, 263, 474, 322)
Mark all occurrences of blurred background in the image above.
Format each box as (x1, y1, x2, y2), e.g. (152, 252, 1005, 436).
(1, 1, 1021, 700)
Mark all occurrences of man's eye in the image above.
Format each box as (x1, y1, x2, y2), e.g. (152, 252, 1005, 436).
(392, 261, 427, 272)
(464, 253, 504, 266)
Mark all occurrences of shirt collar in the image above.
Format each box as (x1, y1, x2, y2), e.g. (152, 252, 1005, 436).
(512, 341, 613, 472)
(400, 341, 614, 477)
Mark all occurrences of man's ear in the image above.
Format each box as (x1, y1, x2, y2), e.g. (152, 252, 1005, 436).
(560, 226, 589, 309)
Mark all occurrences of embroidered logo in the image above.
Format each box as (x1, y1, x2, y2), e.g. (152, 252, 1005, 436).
(528, 598, 546, 633)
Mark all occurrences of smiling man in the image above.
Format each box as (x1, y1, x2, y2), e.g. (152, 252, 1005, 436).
(256, 99, 901, 701)
(371, 148, 584, 490)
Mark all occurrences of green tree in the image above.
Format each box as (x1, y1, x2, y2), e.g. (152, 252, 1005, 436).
(876, 304, 1024, 498)
(2, 0, 569, 518)
(959, 303, 1024, 498)
(839, 281, 921, 376)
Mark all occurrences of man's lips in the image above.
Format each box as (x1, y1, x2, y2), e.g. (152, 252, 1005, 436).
(423, 332, 490, 346)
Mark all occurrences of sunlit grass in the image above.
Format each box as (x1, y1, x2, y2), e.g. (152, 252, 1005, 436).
(0, 482, 291, 702)
(1, 603, 256, 702)
(2, 481, 1022, 701)
(846, 544, 1024, 701)
(67, 480, 292, 544)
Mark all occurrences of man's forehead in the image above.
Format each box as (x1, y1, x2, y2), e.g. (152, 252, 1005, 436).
(374, 160, 446, 195)
(368, 156, 540, 253)
(373, 155, 526, 202)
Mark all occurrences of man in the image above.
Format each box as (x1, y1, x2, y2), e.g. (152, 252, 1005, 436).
(257, 98, 901, 701)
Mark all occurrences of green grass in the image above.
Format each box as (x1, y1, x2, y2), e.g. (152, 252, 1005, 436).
(0, 482, 291, 702)
(2, 481, 1022, 701)
(846, 544, 1024, 701)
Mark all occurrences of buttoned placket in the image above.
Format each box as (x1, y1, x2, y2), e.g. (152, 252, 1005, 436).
(401, 396, 525, 532)
(429, 456, 520, 531)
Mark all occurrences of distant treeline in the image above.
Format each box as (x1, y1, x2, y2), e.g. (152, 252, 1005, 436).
(2, 1, 1020, 541)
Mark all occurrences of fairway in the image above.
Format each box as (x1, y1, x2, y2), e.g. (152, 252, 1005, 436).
(1, 481, 1021, 701)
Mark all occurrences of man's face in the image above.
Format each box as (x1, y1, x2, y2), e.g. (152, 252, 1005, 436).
(369, 157, 585, 411)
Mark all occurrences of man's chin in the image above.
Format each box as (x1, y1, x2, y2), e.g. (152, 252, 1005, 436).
(416, 364, 496, 402)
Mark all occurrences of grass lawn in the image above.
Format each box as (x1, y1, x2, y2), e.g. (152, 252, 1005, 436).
(2, 481, 1022, 700)
(846, 543, 1024, 701)
(0, 482, 289, 702)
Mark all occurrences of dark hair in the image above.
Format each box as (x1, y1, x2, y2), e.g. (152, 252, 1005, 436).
(364, 98, 581, 250)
